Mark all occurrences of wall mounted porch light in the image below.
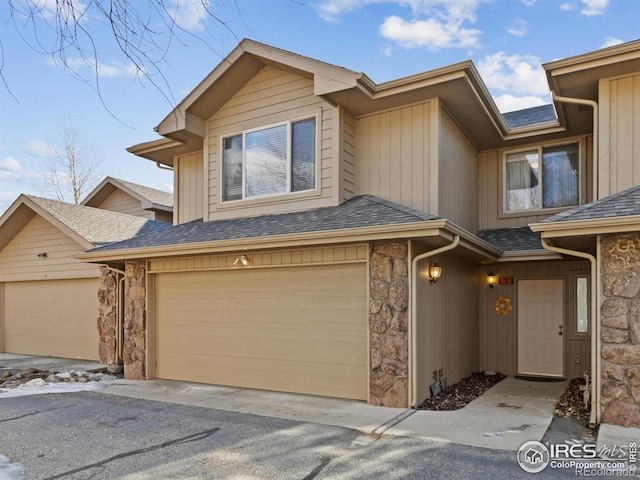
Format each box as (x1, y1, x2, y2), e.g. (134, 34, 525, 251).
(233, 255, 249, 267)
(428, 263, 442, 284)
(487, 273, 498, 288)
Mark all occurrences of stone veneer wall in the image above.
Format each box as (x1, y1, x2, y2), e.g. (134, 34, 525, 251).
(369, 241, 409, 407)
(97, 267, 118, 365)
(600, 233, 640, 427)
(123, 261, 147, 380)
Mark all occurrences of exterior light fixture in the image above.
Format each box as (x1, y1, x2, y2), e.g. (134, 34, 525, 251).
(487, 273, 497, 288)
(428, 263, 442, 284)
(233, 255, 249, 267)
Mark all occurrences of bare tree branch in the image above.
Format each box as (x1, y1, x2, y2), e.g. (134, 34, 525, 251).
(1, 1, 244, 117)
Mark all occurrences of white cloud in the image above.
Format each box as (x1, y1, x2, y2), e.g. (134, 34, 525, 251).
(380, 14, 481, 50)
(25, 139, 53, 158)
(380, 44, 394, 56)
(478, 52, 549, 96)
(167, 0, 211, 31)
(493, 94, 548, 113)
(317, 1, 486, 50)
(316, 0, 384, 22)
(559, 3, 574, 11)
(506, 19, 527, 37)
(0, 157, 22, 173)
(47, 57, 140, 79)
(581, 0, 609, 16)
(31, 0, 88, 21)
(520, 0, 536, 6)
(602, 36, 624, 48)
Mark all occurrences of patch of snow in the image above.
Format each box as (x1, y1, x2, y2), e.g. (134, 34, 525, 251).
(0, 371, 118, 398)
(0, 454, 26, 480)
(24, 378, 47, 388)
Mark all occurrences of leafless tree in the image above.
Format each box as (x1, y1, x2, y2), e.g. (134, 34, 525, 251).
(1, 1, 245, 110)
(45, 119, 102, 204)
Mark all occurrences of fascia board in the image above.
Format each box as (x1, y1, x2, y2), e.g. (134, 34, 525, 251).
(530, 215, 640, 237)
(543, 41, 640, 76)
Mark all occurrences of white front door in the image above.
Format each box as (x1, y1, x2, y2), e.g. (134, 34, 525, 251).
(517, 279, 564, 377)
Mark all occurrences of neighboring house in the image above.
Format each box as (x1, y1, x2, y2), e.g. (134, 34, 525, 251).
(81, 176, 174, 223)
(0, 194, 169, 361)
(77, 39, 640, 428)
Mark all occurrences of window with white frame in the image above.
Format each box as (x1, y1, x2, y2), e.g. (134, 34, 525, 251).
(504, 143, 579, 212)
(221, 117, 316, 202)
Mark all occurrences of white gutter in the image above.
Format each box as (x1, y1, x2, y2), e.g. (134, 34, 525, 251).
(551, 92, 599, 201)
(409, 235, 460, 407)
(540, 238, 599, 427)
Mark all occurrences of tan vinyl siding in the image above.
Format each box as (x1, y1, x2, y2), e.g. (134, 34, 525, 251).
(148, 244, 368, 273)
(175, 151, 204, 224)
(415, 249, 479, 405)
(206, 66, 336, 220)
(153, 262, 368, 400)
(478, 135, 592, 230)
(599, 73, 640, 198)
(94, 189, 153, 219)
(479, 261, 590, 377)
(2, 278, 99, 360)
(0, 215, 98, 282)
(356, 101, 436, 214)
(438, 108, 479, 232)
(341, 107, 356, 201)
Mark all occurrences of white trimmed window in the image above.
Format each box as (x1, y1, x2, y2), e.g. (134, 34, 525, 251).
(504, 143, 579, 212)
(221, 117, 316, 202)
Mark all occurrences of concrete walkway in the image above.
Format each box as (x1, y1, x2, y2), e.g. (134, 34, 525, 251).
(1, 353, 638, 452)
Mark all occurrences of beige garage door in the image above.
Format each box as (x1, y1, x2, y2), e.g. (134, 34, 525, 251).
(155, 263, 368, 400)
(2, 279, 99, 360)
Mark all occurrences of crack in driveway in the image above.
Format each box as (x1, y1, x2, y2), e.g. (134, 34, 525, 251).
(42, 427, 221, 480)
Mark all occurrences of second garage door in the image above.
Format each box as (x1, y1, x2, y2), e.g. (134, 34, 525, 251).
(2, 278, 99, 360)
(154, 263, 368, 400)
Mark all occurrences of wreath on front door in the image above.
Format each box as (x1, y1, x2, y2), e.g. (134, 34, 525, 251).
(493, 296, 512, 316)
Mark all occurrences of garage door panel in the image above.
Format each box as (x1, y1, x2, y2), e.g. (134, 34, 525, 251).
(157, 351, 367, 400)
(158, 325, 366, 365)
(155, 263, 367, 400)
(3, 279, 99, 360)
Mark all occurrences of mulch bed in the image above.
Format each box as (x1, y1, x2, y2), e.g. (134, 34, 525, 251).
(417, 371, 506, 411)
(554, 377, 591, 425)
(416, 371, 593, 427)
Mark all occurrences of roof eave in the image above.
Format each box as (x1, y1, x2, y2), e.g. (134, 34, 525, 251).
(76, 218, 502, 264)
(530, 215, 640, 237)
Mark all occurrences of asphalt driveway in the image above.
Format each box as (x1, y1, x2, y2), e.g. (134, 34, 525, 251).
(0, 390, 577, 479)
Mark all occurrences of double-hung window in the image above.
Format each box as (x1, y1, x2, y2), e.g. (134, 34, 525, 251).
(221, 117, 316, 202)
(504, 143, 579, 212)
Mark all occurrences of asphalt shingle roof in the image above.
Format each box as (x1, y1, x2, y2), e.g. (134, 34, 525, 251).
(541, 185, 640, 223)
(476, 227, 543, 252)
(503, 104, 557, 129)
(88, 195, 440, 253)
(110, 177, 174, 208)
(26, 195, 171, 247)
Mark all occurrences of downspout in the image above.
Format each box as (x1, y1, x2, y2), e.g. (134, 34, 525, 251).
(547, 92, 600, 427)
(540, 238, 599, 427)
(409, 235, 460, 407)
(550, 92, 599, 201)
(104, 266, 126, 364)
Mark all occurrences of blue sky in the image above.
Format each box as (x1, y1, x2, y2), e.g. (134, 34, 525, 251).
(0, 0, 637, 212)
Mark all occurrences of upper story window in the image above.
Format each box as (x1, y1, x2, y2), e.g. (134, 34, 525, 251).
(222, 117, 316, 202)
(504, 142, 579, 212)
